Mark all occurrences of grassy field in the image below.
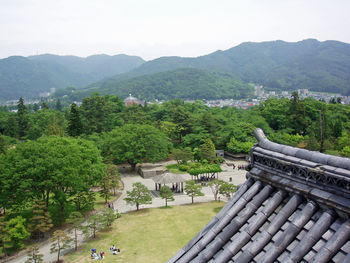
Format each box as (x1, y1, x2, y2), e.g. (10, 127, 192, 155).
(64, 202, 225, 263)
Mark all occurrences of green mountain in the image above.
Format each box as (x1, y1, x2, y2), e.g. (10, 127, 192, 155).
(0, 54, 144, 101)
(65, 68, 253, 101)
(103, 39, 350, 95)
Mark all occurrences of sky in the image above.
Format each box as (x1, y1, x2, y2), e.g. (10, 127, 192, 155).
(0, 0, 349, 61)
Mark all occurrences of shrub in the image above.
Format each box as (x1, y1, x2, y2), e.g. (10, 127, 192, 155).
(179, 164, 190, 171)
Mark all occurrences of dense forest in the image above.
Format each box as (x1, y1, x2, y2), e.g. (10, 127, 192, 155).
(1, 94, 350, 255)
(59, 68, 254, 101)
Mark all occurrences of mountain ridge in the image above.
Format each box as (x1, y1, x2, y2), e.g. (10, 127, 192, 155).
(0, 54, 145, 101)
(96, 39, 350, 95)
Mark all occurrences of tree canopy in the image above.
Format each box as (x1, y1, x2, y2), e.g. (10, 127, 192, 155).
(106, 124, 171, 169)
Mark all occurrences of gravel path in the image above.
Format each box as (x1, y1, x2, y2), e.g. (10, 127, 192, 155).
(4, 160, 247, 263)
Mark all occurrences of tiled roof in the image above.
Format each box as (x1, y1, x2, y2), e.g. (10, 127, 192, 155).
(169, 129, 350, 263)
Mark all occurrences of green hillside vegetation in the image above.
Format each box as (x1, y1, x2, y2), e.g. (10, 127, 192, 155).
(1, 94, 350, 257)
(99, 39, 350, 95)
(66, 68, 253, 101)
(0, 54, 144, 101)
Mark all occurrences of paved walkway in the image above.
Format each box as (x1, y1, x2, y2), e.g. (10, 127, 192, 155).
(4, 160, 247, 263)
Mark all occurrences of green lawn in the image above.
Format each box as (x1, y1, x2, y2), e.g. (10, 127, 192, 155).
(166, 163, 184, 174)
(64, 202, 225, 263)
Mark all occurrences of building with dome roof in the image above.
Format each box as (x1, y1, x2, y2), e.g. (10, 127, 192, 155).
(123, 94, 145, 106)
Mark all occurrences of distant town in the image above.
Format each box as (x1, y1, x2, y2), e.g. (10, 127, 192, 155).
(2, 85, 350, 110)
(186, 85, 350, 109)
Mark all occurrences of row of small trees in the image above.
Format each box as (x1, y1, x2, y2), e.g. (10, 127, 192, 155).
(124, 179, 237, 211)
(22, 207, 120, 263)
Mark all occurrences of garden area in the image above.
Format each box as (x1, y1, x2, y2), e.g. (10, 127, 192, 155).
(64, 202, 225, 263)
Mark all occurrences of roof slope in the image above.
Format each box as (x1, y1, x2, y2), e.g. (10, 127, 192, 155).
(169, 129, 350, 263)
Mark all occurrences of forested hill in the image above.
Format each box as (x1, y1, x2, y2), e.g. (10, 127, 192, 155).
(104, 39, 350, 95)
(0, 54, 145, 101)
(64, 68, 253, 101)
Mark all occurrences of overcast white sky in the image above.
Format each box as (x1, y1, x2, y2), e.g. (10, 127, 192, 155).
(0, 0, 349, 60)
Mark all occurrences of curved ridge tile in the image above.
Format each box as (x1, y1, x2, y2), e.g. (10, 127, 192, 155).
(311, 220, 350, 263)
(235, 194, 303, 263)
(284, 210, 336, 263)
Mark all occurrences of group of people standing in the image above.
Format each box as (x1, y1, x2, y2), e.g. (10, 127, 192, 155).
(107, 202, 114, 210)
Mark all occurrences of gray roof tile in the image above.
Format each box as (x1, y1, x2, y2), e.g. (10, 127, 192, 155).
(168, 129, 350, 263)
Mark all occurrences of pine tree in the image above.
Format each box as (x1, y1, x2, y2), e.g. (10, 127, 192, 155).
(124, 182, 152, 211)
(99, 177, 112, 204)
(100, 207, 120, 228)
(28, 200, 53, 240)
(184, 180, 204, 204)
(5, 115, 18, 137)
(55, 99, 62, 111)
(200, 138, 216, 161)
(50, 230, 71, 262)
(25, 245, 44, 263)
(105, 165, 120, 196)
(17, 97, 28, 139)
(66, 212, 84, 251)
(83, 214, 104, 239)
(67, 103, 83, 137)
(159, 186, 174, 207)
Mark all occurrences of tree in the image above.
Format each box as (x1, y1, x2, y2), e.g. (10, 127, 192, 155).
(99, 177, 112, 204)
(0, 136, 6, 154)
(219, 182, 237, 199)
(0, 136, 105, 223)
(50, 230, 71, 262)
(159, 186, 174, 207)
(67, 103, 83, 137)
(66, 212, 84, 251)
(107, 124, 170, 170)
(124, 182, 152, 211)
(200, 138, 216, 161)
(55, 99, 62, 112)
(41, 102, 49, 110)
(6, 216, 30, 250)
(17, 97, 28, 139)
(83, 214, 105, 239)
(25, 245, 44, 263)
(227, 137, 254, 154)
(208, 179, 225, 201)
(27, 200, 53, 240)
(172, 147, 193, 164)
(80, 94, 124, 134)
(0, 214, 8, 257)
(100, 207, 120, 228)
(105, 165, 120, 196)
(184, 180, 204, 204)
(5, 115, 18, 138)
(72, 191, 95, 211)
(289, 92, 307, 135)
